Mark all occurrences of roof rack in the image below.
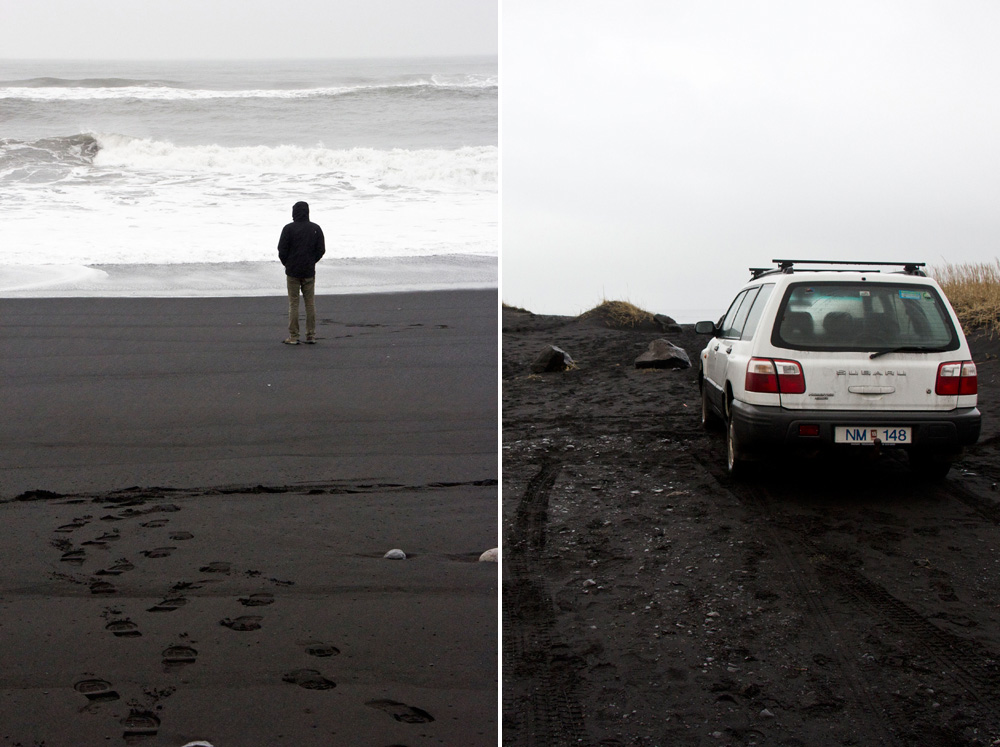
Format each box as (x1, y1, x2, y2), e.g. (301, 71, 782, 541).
(749, 259, 926, 280)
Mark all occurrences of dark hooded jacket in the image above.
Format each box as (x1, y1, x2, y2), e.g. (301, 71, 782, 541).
(277, 201, 326, 278)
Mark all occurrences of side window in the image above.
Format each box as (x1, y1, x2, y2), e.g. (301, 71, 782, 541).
(720, 290, 749, 339)
(728, 286, 760, 340)
(740, 283, 774, 341)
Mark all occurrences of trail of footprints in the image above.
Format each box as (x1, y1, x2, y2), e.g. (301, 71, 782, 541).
(50, 493, 434, 741)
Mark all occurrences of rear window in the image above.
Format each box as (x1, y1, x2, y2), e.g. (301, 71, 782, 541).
(771, 281, 959, 352)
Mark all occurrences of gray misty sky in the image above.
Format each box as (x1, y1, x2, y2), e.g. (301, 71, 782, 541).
(0, 0, 497, 59)
(503, 0, 1000, 320)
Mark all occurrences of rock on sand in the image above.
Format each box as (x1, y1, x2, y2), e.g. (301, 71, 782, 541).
(634, 339, 692, 369)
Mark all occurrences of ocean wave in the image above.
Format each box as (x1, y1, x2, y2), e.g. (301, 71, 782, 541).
(0, 76, 182, 88)
(1, 133, 497, 191)
(0, 134, 100, 179)
(95, 134, 497, 190)
(0, 75, 497, 101)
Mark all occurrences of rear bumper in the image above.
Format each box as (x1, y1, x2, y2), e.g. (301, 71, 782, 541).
(730, 400, 981, 458)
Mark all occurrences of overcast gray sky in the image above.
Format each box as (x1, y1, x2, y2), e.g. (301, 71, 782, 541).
(0, 0, 497, 59)
(503, 1, 1000, 320)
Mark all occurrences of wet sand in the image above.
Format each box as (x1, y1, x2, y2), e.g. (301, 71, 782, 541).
(0, 256, 498, 298)
(0, 290, 498, 746)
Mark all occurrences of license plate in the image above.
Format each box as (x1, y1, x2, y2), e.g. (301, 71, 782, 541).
(835, 426, 911, 445)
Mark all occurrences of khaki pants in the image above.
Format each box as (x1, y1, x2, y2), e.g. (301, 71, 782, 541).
(286, 276, 316, 340)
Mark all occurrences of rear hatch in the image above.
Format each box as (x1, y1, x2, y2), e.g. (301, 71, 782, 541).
(783, 352, 959, 412)
(766, 278, 972, 412)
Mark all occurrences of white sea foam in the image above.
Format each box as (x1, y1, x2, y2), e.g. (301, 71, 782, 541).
(0, 264, 109, 292)
(0, 132, 497, 268)
(0, 75, 497, 101)
(91, 134, 497, 190)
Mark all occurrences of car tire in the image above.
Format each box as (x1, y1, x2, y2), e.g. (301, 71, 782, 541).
(910, 451, 952, 481)
(701, 383, 721, 431)
(726, 409, 749, 477)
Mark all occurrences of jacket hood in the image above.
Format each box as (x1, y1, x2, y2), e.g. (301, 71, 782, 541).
(292, 201, 309, 221)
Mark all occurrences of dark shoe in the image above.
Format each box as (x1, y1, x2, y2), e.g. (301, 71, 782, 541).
(304, 336, 316, 344)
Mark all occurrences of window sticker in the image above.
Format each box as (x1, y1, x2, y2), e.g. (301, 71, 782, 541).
(898, 290, 923, 300)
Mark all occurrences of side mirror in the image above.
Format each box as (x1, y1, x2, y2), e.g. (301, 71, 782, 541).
(694, 321, 717, 335)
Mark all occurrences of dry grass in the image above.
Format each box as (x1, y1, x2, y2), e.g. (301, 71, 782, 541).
(502, 302, 532, 314)
(580, 299, 656, 328)
(930, 260, 1000, 336)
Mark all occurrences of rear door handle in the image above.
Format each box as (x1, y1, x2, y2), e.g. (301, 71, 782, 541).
(726, 346, 733, 354)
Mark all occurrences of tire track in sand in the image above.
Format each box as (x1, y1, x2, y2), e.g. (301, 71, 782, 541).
(504, 461, 590, 747)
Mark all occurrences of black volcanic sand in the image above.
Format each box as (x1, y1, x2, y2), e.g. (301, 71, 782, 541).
(503, 305, 1000, 747)
(0, 291, 497, 746)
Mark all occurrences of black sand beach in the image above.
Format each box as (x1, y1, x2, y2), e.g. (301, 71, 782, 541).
(0, 289, 498, 745)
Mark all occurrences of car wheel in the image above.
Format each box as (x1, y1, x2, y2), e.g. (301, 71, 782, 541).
(910, 451, 952, 481)
(701, 383, 721, 431)
(726, 410, 748, 477)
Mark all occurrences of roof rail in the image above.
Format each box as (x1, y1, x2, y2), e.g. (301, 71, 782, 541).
(748, 259, 927, 279)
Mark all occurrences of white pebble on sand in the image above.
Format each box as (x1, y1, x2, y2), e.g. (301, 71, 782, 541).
(479, 548, 499, 562)
(384, 549, 407, 560)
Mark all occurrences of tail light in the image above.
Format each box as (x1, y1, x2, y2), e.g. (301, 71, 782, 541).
(746, 358, 806, 394)
(935, 361, 978, 396)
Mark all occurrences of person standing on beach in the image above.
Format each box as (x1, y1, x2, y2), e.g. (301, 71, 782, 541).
(278, 201, 326, 344)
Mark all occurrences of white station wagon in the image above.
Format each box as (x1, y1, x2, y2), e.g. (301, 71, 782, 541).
(696, 260, 981, 478)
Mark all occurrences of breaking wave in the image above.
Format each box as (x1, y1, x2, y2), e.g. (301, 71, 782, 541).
(0, 133, 497, 191)
(0, 74, 497, 101)
(1, 76, 182, 88)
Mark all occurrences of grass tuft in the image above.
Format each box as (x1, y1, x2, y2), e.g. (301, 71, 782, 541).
(502, 302, 532, 313)
(580, 299, 656, 328)
(930, 260, 1000, 336)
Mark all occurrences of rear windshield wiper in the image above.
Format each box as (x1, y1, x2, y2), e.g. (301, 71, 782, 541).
(869, 345, 949, 359)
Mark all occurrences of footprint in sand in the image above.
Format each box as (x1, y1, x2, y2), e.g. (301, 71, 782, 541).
(74, 678, 120, 703)
(301, 641, 341, 658)
(96, 559, 135, 576)
(83, 531, 121, 546)
(169, 531, 194, 541)
(106, 619, 141, 638)
(238, 593, 274, 607)
(121, 710, 160, 743)
(162, 645, 198, 670)
(199, 561, 231, 574)
(60, 549, 86, 565)
(366, 699, 435, 723)
(148, 596, 188, 613)
(55, 518, 90, 533)
(282, 669, 336, 690)
(220, 615, 262, 631)
(90, 581, 116, 595)
(141, 547, 176, 558)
